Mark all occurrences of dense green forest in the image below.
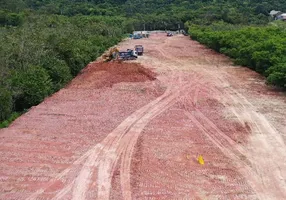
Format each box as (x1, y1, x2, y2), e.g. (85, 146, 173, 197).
(1, 0, 286, 126)
(187, 21, 286, 88)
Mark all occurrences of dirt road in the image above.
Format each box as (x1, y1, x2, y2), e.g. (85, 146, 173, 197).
(1, 33, 286, 200)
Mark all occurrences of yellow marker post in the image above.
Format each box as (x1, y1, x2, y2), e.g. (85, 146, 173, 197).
(198, 155, 205, 165)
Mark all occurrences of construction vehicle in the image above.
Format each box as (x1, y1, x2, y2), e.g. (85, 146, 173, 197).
(182, 30, 188, 36)
(101, 47, 138, 61)
(135, 45, 144, 56)
(118, 49, 138, 60)
(102, 47, 119, 62)
(133, 34, 143, 39)
(167, 32, 173, 37)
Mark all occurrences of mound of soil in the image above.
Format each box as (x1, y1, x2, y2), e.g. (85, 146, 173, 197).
(69, 61, 157, 89)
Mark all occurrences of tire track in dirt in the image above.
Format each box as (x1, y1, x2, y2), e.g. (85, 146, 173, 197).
(223, 91, 286, 199)
(28, 36, 188, 200)
(115, 37, 210, 200)
(211, 70, 286, 199)
(29, 89, 174, 199)
(187, 64, 286, 199)
(73, 46, 193, 200)
(17, 34, 285, 200)
(94, 73, 211, 200)
(151, 36, 285, 199)
(118, 88, 181, 200)
(178, 80, 263, 198)
(35, 73, 191, 199)
(159, 37, 285, 199)
(140, 39, 215, 199)
(172, 69, 263, 198)
(183, 110, 262, 195)
(119, 82, 219, 200)
(95, 87, 181, 200)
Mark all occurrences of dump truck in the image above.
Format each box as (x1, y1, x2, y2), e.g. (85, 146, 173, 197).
(118, 49, 138, 60)
(135, 45, 144, 56)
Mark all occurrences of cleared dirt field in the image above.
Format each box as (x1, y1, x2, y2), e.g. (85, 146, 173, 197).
(0, 33, 286, 200)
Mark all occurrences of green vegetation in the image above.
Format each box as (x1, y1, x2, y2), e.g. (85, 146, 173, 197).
(0, 112, 21, 128)
(187, 22, 286, 88)
(1, 0, 286, 126)
(1, 4, 125, 126)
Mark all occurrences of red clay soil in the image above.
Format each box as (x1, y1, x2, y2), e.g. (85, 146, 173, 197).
(0, 33, 286, 200)
(71, 62, 156, 89)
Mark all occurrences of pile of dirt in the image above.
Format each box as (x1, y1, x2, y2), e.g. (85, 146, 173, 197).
(69, 61, 157, 89)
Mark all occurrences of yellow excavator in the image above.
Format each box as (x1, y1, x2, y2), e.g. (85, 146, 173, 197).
(101, 47, 119, 62)
(102, 47, 138, 61)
